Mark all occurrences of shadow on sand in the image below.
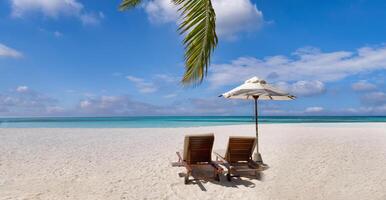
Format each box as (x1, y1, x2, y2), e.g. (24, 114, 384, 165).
(178, 171, 265, 191)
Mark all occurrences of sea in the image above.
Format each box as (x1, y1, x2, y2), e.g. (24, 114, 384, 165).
(0, 116, 385, 128)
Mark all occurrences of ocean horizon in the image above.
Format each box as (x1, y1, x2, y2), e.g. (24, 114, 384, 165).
(1, 116, 386, 128)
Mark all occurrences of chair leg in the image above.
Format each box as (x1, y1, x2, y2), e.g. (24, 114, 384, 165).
(255, 170, 261, 179)
(184, 169, 192, 184)
(215, 173, 220, 181)
(184, 173, 189, 184)
(227, 173, 231, 181)
(213, 167, 221, 182)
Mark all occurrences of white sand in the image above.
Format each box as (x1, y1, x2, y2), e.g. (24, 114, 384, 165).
(1, 123, 386, 200)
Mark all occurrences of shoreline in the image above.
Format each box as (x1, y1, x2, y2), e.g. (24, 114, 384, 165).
(1, 122, 386, 129)
(1, 116, 386, 129)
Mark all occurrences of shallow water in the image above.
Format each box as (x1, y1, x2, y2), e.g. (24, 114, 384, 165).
(0, 116, 385, 128)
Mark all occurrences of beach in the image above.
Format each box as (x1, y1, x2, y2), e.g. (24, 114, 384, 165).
(1, 123, 386, 200)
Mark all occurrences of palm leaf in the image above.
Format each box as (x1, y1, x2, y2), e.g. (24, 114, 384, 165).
(173, 0, 218, 85)
(119, 0, 142, 10)
(120, 0, 218, 85)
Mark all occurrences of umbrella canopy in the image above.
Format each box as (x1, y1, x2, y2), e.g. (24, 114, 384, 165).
(221, 76, 295, 100)
(220, 76, 295, 164)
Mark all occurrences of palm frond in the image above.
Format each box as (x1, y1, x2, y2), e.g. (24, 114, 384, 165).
(173, 0, 218, 85)
(119, 0, 142, 10)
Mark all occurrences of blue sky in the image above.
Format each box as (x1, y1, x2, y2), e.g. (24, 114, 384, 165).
(1, 0, 386, 117)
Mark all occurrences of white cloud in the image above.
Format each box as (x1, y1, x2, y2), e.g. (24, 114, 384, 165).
(77, 95, 163, 115)
(275, 80, 325, 97)
(76, 95, 251, 116)
(0, 43, 22, 58)
(361, 92, 386, 106)
(79, 100, 91, 108)
(38, 28, 64, 38)
(46, 106, 64, 113)
(16, 86, 29, 93)
(209, 45, 386, 88)
(341, 105, 386, 116)
(10, 0, 83, 18)
(212, 0, 263, 38)
(187, 98, 244, 114)
(154, 74, 177, 83)
(125, 74, 180, 95)
(0, 87, 60, 116)
(9, 0, 103, 25)
(80, 96, 126, 111)
(163, 93, 177, 98)
(80, 12, 104, 26)
(53, 31, 63, 37)
(305, 106, 324, 113)
(351, 80, 376, 92)
(290, 81, 325, 96)
(143, 0, 264, 38)
(126, 75, 157, 93)
(1, 86, 385, 116)
(144, 0, 178, 24)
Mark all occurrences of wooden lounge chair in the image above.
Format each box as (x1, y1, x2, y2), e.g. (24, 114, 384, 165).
(172, 133, 223, 184)
(214, 136, 267, 181)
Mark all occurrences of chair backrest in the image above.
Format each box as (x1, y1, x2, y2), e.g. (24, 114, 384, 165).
(183, 133, 214, 164)
(225, 136, 256, 163)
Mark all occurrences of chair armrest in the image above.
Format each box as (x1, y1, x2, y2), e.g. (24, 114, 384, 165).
(248, 159, 259, 167)
(176, 151, 182, 162)
(248, 159, 269, 171)
(183, 161, 192, 172)
(175, 151, 192, 171)
(213, 151, 231, 170)
(210, 161, 224, 173)
(213, 151, 227, 163)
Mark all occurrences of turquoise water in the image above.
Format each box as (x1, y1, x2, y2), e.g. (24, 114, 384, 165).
(0, 116, 385, 128)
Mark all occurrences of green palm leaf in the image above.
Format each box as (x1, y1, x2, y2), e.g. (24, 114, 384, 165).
(119, 0, 142, 10)
(174, 0, 217, 85)
(120, 0, 218, 85)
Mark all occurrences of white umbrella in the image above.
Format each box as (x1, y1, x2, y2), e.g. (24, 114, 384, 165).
(220, 76, 295, 163)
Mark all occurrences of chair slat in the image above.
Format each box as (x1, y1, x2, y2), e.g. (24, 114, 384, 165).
(185, 134, 214, 164)
(227, 137, 255, 163)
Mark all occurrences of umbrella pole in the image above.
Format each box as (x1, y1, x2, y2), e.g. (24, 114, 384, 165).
(253, 96, 263, 163)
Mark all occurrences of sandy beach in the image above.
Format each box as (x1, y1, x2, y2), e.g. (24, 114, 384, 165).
(1, 123, 386, 200)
